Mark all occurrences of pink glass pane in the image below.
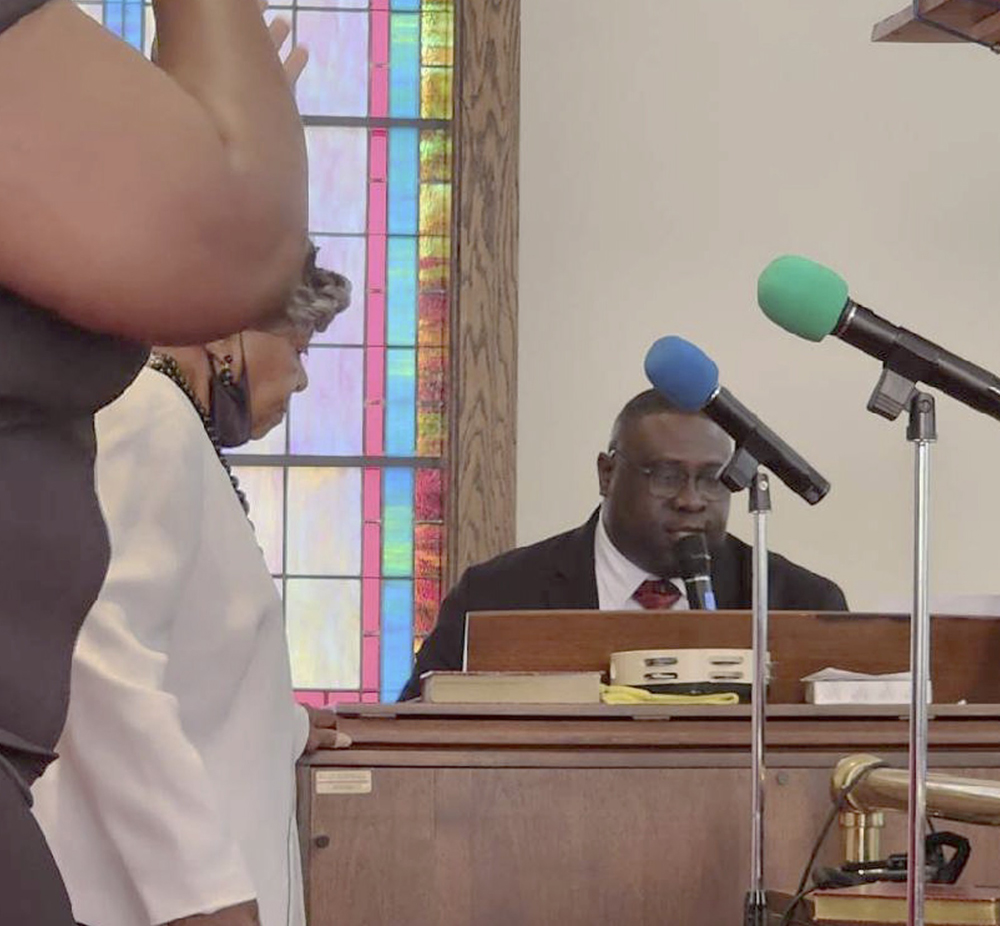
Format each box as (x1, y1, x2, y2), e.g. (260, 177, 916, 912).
(362, 635, 380, 690)
(362, 576, 381, 634)
(295, 692, 326, 708)
(296, 11, 369, 118)
(290, 348, 364, 455)
(327, 691, 362, 706)
(306, 127, 368, 234)
(314, 236, 366, 345)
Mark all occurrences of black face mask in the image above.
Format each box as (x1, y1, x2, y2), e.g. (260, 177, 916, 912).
(208, 350, 252, 448)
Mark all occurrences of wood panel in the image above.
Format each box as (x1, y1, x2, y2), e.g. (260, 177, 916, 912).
(464, 610, 1000, 703)
(448, 0, 520, 588)
(303, 758, 1000, 926)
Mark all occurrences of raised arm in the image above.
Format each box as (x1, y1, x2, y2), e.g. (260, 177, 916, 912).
(0, 0, 309, 343)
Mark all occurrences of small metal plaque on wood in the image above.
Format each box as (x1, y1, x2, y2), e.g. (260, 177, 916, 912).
(315, 769, 373, 795)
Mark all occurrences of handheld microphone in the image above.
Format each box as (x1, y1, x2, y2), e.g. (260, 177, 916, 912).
(757, 255, 1000, 422)
(675, 533, 717, 610)
(643, 336, 830, 505)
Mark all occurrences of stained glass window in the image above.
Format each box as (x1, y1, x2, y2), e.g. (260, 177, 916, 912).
(82, 0, 454, 704)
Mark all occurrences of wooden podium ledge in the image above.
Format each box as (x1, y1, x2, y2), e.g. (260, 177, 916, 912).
(315, 703, 1000, 769)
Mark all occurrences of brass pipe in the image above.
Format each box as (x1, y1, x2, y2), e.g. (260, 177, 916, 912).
(840, 810, 885, 864)
(832, 754, 1000, 826)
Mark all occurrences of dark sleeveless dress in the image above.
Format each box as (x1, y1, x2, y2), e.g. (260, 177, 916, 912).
(0, 7, 150, 907)
(0, 289, 147, 926)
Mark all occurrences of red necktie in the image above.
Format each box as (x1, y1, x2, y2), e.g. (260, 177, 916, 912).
(633, 579, 681, 610)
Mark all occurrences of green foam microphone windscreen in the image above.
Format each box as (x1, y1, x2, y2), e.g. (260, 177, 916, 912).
(757, 255, 850, 342)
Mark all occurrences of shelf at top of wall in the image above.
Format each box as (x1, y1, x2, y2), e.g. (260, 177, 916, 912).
(873, 0, 1000, 47)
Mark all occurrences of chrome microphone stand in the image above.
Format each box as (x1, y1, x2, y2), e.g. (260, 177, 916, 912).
(906, 391, 935, 926)
(718, 449, 771, 926)
(747, 469, 771, 926)
(866, 369, 937, 926)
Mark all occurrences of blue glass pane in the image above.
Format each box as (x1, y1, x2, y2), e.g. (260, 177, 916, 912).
(103, 1, 122, 35)
(386, 237, 417, 346)
(381, 579, 413, 700)
(388, 128, 419, 235)
(101, 1, 143, 48)
(391, 0, 420, 11)
(289, 347, 364, 455)
(125, 1, 143, 48)
(389, 13, 420, 118)
(385, 348, 416, 456)
(382, 467, 413, 577)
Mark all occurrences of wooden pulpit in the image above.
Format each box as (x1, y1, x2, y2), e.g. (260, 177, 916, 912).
(300, 611, 1000, 926)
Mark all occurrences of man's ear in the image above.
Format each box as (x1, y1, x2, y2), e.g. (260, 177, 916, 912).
(597, 452, 614, 498)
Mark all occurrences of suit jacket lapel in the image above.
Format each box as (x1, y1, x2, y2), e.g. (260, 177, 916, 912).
(710, 534, 749, 610)
(545, 510, 600, 609)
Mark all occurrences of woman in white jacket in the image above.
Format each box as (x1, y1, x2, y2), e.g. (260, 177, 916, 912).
(32, 249, 351, 926)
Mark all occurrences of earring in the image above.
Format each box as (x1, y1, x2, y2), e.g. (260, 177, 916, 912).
(219, 354, 235, 386)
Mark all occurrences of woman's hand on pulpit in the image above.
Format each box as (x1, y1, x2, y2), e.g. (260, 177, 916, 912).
(302, 705, 352, 754)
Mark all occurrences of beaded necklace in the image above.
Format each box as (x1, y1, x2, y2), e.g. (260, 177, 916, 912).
(147, 352, 249, 515)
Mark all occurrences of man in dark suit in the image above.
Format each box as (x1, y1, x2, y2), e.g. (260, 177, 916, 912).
(399, 389, 847, 700)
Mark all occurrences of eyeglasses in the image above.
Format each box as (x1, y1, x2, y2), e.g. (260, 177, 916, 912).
(609, 450, 729, 501)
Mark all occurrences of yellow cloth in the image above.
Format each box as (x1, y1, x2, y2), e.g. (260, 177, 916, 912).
(600, 684, 740, 705)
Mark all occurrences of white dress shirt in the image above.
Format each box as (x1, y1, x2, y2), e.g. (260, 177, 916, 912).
(32, 368, 310, 926)
(594, 507, 687, 611)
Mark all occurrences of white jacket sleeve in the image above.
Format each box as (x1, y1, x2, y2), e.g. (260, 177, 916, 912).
(293, 702, 310, 758)
(57, 374, 257, 924)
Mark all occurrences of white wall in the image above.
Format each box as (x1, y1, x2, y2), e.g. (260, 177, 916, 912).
(518, 0, 1000, 610)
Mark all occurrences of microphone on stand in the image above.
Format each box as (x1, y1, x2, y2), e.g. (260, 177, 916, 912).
(643, 335, 830, 504)
(757, 254, 1000, 422)
(675, 533, 717, 610)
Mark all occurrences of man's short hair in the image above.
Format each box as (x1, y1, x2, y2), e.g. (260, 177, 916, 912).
(608, 389, 684, 451)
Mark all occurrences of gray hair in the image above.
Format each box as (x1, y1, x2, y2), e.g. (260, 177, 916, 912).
(271, 241, 352, 338)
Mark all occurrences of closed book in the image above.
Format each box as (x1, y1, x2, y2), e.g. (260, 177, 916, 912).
(802, 668, 932, 705)
(420, 671, 603, 704)
(774, 882, 1000, 925)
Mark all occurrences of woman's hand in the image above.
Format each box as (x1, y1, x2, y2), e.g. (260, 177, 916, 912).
(302, 705, 352, 754)
(265, 15, 308, 88)
(152, 5, 308, 88)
